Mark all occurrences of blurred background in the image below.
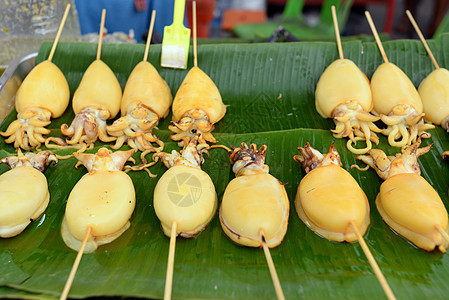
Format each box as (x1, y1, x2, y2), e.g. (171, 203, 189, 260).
(1, 0, 449, 66)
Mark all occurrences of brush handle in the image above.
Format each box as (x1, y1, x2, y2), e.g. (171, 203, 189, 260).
(172, 0, 186, 30)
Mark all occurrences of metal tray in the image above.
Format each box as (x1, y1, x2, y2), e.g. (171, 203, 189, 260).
(0, 51, 37, 123)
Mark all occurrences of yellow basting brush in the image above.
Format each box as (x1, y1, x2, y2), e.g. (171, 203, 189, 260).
(161, 0, 191, 69)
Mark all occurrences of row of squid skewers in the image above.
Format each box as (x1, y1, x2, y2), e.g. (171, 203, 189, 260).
(317, 9, 449, 155)
(2, 3, 449, 300)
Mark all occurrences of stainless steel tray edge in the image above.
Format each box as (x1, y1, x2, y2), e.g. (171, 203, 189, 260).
(0, 51, 37, 123)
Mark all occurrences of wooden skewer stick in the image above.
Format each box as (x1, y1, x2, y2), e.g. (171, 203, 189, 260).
(260, 230, 285, 300)
(349, 220, 396, 300)
(406, 10, 440, 69)
(96, 9, 106, 61)
(60, 226, 92, 300)
(193, 1, 198, 68)
(331, 5, 344, 60)
(143, 10, 156, 62)
(164, 221, 178, 300)
(365, 11, 389, 63)
(436, 225, 449, 244)
(48, 4, 71, 62)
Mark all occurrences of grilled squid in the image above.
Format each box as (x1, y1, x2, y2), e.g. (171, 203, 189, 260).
(61, 147, 136, 253)
(0, 150, 57, 237)
(354, 138, 448, 252)
(106, 61, 172, 152)
(220, 143, 289, 248)
(294, 142, 370, 242)
(418, 67, 449, 130)
(169, 67, 226, 147)
(0, 61, 70, 150)
(316, 59, 382, 154)
(153, 137, 217, 237)
(54, 60, 122, 149)
(371, 62, 434, 149)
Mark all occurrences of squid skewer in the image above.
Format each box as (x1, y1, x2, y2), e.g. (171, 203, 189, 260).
(0, 4, 71, 150)
(407, 11, 449, 134)
(47, 9, 122, 150)
(294, 142, 396, 300)
(353, 138, 449, 252)
(315, 6, 382, 154)
(217, 143, 289, 300)
(365, 11, 434, 149)
(106, 11, 173, 152)
(0, 150, 57, 237)
(60, 147, 137, 299)
(153, 136, 217, 300)
(169, 1, 226, 148)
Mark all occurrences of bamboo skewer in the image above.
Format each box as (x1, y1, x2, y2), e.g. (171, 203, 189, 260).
(329, 12, 395, 297)
(365, 11, 389, 63)
(436, 225, 449, 244)
(164, 221, 178, 300)
(143, 10, 156, 62)
(349, 220, 396, 300)
(260, 230, 285, 300)
(48, 4, 71, 62)
(406, 10, 439, 69)
(193, 1, 198, 68)
(60, 226, 92, 300)
(96, 9, 106, 61)
(331, 5, 344, 60)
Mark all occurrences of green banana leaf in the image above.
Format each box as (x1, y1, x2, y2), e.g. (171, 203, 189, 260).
(1, 33, 449, 299)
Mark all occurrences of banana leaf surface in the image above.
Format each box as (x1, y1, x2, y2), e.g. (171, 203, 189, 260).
(2, 34, 449, 299)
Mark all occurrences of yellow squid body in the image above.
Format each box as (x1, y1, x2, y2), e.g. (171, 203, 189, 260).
(418, 68, 449, 126)
(0, 166, 49, 238)
(172, 66, 226, 123)
(315, 59, 372, 118)
(371, 62, 423, 115)
(154, 165, 217, 238)
(220, 173, 289, 248)
(61, 170, 135, 253)
(377, 173, 448, 252)
(72, 60, 122, 118)
(15, 60, 70, 118)
(296, 164, 370, 242)
(120, 61, 172, 118)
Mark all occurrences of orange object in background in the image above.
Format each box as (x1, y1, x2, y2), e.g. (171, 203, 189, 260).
(221, 9, 267, 31)
(187, 0, 215, 38)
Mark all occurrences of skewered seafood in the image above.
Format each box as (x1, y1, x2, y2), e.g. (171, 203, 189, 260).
(418, 68, 449, 130)
(61, 148, 136, 253)
(169, 67, 226, 147)
(220, 143, 289, 247)
(354, 138, 448, 252)
(294, 142, 370, 242)
(153, 137, 217, 237)
(0, 150, 57, 237)
(371, 62, 434, 148)
(106, 60, 172, 151)
(56, 60, 122, 149)
(315, 59, 382, 154)
(0, 61, 70, 150)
